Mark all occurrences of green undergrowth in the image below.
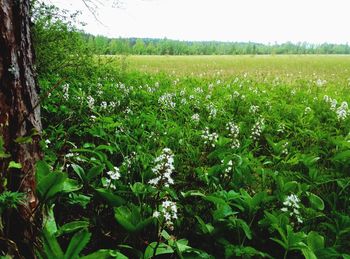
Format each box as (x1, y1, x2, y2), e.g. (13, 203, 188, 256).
(35, 67, 350, 258)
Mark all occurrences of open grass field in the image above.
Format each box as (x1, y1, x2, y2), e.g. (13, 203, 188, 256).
(125, 55, 350, 83)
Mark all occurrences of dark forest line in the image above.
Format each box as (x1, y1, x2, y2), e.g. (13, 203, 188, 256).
(83, 34, 350, 55)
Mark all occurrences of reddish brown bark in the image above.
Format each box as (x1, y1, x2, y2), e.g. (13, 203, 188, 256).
(0, 0, 42, 256)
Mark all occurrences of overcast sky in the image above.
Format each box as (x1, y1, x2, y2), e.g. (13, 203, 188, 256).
(50, 0, 350, 44)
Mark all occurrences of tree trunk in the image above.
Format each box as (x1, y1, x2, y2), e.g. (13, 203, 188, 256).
(0, 0, 42, 257)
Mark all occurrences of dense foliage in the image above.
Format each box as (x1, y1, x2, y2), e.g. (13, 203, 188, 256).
(36, 62, 350, 258)
(1, 2, 349, 258)
(84, 35, 350, 55)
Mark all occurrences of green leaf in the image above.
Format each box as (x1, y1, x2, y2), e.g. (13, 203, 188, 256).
(42, 226, 64, 258)
(333, 150, 350, 163)
(0, 152, 10, 159)
(62, 178, 82, 193)
(0, 136, 10, 158)
(8, 161, 22, 169)
(308, 192, 325, 211)
(130, 182, 147, 195)
(80, 250, 128, 259)
(237, 219, 252, 240)
(307, 231, 324, 252)
(95, 188, 126, 207)
(86, 165, 105, 181)
(144, 242, 174, 259)
(56, 220, 89, 237)
(175, 239, 191, 253)
(36, 160, 51, 183)
(302, 248, 317, 259)
(195, 216, 214, 235)
(44, 205, 58, 236)
(114, 206, 153, 233)
(15, 136, 32, 144)
(37, 172, 67, 201)
(71, 164, 86, 183)
(64, 229, 91, 259)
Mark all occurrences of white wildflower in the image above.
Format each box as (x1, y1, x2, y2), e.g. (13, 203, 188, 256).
(106, 166, 121, 180)
(87, 95, 95, 109)
(249, 105, 259, 114)
(251, 117, 265, 141)
(281, 193, 303, 224)
(148, 148, 175, 188)
(201, 127, 219, 147)
(159, 93, 176, 109)
(191, 113, 200, 123)
(304, 107, 312, 114)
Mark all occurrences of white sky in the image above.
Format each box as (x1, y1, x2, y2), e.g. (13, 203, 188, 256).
(50, 0, 350, 44)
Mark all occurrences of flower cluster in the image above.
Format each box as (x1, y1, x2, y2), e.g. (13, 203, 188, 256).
(304, 107, 312, 114)
(207, 103, 217, 119)
(194, 87, 204, 94)
(103, 166, 121, 190)
(191, 113, 200, 123)
(100, 101, 108, 110)
(116, 82, 132, 95)
(226, 121, 240, 149)
(158, 93, 176, 109)
(63, 83, 69, 101)
(336, 101, 349, 120)
(121, 152, 137, 174)
(87, 95, 95, 109)
(277, 123, 286, 133)
(148, 148, 175, 188)
(251, 117, 265, 141)
(323, 95, 337, 111)
(153, 199, 178, 230)
(249, 105, 259, 114)
(281, 142, 289, 156)
(324, 96, 349, 120)
(222, 159, 233, 174)
(316, 78, 327, 87)
(281, 194, 303, 223)
(201, 127, 219, 147)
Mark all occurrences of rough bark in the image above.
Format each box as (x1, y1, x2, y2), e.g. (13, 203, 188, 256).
(0, 0, 42, 257)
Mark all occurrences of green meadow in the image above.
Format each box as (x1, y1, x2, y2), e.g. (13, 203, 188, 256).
(36, 53, 350, 258)
(125, 55, 350, 82)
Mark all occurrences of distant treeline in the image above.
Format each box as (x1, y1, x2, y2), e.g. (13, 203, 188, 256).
(82, 34, 350, 55)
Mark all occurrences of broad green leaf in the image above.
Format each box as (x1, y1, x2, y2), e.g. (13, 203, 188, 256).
(175, 239, 191, 253)
(15, 136, 32, 144)
(8, 161, 22, 169)
(37, 172, 67, 201)
(36, 160, 51, 183)
(333, 150, 350, 163)
(56, 220, 89, 237)
(144, 242, 174, 259)
(80, 250, 128, 259)
(44, 205, 58, 235)
(95, 188, 126, 207)
(195, 216, 214, 235)
(237, 219, 252, 240)
(307, 231, 324, 251)
(62, 178, 82, 193)
(86, 165, 105, 181)
(308, 192, 325, 210)
(114, 206, 153, 233)
(302, 248, 317, 259)
(71, 164, 86, 183)
(42, 226, 64, 258)
(64, 229, 91, 259)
